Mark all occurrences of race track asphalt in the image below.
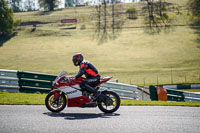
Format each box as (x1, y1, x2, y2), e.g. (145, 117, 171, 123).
(0, 105, 199, 133)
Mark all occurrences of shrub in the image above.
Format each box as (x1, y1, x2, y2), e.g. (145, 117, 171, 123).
(126, 7, 138, 19)
(80, 25, 86, 30)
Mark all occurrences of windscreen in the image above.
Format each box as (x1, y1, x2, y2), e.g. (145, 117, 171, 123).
(58, 70, 68, 77)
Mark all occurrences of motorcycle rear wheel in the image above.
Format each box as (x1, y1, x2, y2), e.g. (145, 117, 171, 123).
(98, 91, 120, 113)
(45, 92, 67, 112)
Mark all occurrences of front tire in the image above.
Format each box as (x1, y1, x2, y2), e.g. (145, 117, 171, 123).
(98, 91, 120, 113)
(45, 92, 67, 112)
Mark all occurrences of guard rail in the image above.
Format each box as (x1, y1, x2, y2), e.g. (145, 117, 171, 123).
(150, 86, 200, 102)
(0, 69, 139, 100)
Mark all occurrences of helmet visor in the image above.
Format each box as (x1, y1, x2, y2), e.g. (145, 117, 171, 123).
(72, 58, 79, 66)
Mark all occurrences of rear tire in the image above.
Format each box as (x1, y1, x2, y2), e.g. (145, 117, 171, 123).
(45, 92, 67, 112)
(98, 91, 120, 113)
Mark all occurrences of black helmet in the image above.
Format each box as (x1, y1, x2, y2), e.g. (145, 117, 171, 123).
(72, 53, 84, 66)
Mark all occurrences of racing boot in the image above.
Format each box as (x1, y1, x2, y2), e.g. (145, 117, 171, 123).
(83, 84, 100, 101)
(92, 91, 101, 101)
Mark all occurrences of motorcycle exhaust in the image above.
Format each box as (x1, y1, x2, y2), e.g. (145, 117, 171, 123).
(82, 102, 97, 108)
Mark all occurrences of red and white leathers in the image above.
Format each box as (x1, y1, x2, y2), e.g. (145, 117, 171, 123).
(75, 60, 100, 94)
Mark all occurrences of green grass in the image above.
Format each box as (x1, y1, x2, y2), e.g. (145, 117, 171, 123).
(1, 92, 200, 107)
(0, 0, 200, 86)
(0, 92, 46, 105)
(121, 99, 200, 107)
(180, 89, 200, 92)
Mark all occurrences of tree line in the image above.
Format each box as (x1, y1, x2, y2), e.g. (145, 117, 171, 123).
(8, 0, 124, 12)
(7, 0, 60, 12)
(7, 0, 145, 12)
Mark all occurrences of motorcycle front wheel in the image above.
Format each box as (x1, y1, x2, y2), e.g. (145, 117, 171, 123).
(98, 91, 120, 113)
(45, 92, 67, 112)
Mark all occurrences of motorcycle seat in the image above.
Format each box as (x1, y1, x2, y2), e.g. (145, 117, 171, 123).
(100, 76, 112, 83)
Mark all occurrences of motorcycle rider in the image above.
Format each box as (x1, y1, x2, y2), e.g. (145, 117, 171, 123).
(72, 53, 101, 99)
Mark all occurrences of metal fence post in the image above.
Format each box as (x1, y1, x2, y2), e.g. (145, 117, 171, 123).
(142, 87, 144, 100)
(171, 67, 173, 84)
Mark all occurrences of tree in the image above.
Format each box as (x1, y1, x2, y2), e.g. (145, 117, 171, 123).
(144, 0, 170, 33)
(0, 0, 14, 36)
(65, 0, 74, 7)
(25, 0, 36, 11)
(188, 0, 200, 24)
(38, 0, 60, 11)
(103, 0, 107, 33)
(94, 0, 124, 43)
(9, 0, 21, 12)
(95, 3, 101, 33)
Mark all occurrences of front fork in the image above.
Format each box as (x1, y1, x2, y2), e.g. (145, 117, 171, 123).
(50, 90, 62, 101)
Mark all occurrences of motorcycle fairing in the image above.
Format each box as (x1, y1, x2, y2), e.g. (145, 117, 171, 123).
(68, 96, 91, 107)
(59, 85, 82, 99)
(50, 90, 61, 101)
(58, 85, 92, 107)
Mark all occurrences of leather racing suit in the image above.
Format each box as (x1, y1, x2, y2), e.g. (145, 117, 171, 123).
(75, 60, 100, 94)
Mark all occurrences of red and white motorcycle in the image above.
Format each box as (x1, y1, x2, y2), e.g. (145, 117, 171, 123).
(45, 70, 120, 113)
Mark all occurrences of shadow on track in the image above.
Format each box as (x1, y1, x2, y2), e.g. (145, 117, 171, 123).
(43, 112, 120, 120)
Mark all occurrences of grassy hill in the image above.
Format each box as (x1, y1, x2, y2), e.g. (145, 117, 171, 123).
(0, 0, 200, 85)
